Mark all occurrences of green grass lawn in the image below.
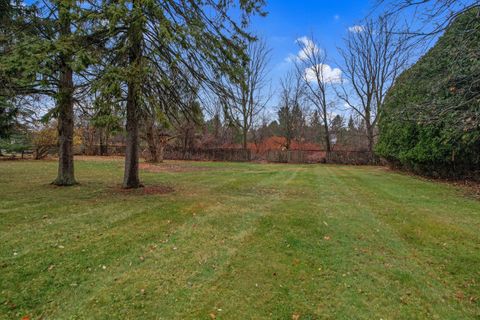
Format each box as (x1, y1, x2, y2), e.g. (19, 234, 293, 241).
(1, 158, 479, 319)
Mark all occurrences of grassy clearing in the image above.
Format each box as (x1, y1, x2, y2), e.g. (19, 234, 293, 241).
(0, 158, 479, 319)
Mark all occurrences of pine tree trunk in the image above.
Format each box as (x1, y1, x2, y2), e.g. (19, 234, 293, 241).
(123, 1, 142, 188)
(52, 3, 76, 186)
(123, 87, 141, 187)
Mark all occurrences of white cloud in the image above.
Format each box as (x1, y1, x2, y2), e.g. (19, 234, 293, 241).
(334, 14, 340, 21)
(304, 64, 342, 84)
(348, 25, 365, 33)
(284, 36, 342, 84)
(285, 36, 322, 63)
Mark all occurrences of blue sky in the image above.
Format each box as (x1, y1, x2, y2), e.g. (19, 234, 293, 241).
(248, 1, 379, 112)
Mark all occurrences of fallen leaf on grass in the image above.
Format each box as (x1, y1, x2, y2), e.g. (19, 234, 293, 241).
(292, 313, 300, 320)
(323, 236, 331, 241)
(456, 291, 465, 300)
(209, 312, 216, 319)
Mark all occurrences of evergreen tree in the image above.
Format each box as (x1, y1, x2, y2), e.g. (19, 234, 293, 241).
(1, 0, 100, 185)
(377, 9, 480, 178)
(0, 98, 17, 140)
(91, 0, 265, 188)
(330, 114, 345, 147)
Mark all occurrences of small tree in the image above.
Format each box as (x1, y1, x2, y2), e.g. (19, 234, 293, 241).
(90, 107, 122, 156)
(32, 124, 57, 160)
(277, 72, 306, 150)
(294, 36, 340, 153)
(0, 98, 18, 143)
(0, 131, 31, 158)
(221, 39, 271, 149)
(141, 109, 171, 163)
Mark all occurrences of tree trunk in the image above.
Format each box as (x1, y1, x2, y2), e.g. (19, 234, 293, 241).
(323, 116, 331, 153)
(124, 88, 141, 187)
(123, 1, 142, 188)
(182, 127, 190, 159)
(145, 123, 159, 163)
(285, 135, 291, 150)
(366, 124, 374, 154)
(242, 127, 248, 150)
(104, 131, 109, 156)
(321, 97, 331, 153)
(52, 3, 76, 186)
(158, 141, 165, 163)
(365, 107, 375, 161)
(99, 129, 104, 155)
(365, 118, 375, 163)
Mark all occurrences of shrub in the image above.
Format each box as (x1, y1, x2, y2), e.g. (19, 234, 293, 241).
(376, 9, 480, 180)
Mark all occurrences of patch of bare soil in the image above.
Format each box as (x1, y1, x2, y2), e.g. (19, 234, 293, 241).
(143, 185, 175, 195)
(0, 155, 43, 161)
(75, 155, 125, 161)
(0, 156, 22, 161)
(113, 184, 174, 196)
(448, 180, 480, 200)
(139, 162, 213, 173)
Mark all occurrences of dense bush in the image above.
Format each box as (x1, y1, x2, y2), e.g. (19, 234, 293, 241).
(376, 9, 480, 180)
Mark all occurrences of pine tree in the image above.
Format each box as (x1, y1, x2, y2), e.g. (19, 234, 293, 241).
(1, 0, 99, 185)
(91, 0, 266, 188)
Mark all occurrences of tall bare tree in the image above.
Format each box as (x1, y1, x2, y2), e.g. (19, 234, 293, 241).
(336, 15, 409, 154)
(277, 72, 306, 150)
(221, 39, 271, 149)
(294, 36, 340, 153)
